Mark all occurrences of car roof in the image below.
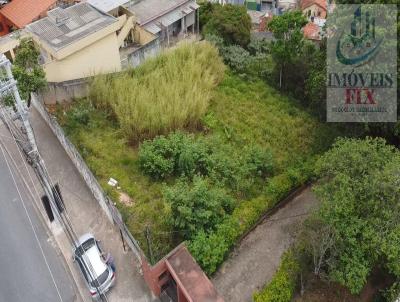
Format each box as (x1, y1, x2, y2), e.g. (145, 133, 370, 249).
(83, 245, 107, 279)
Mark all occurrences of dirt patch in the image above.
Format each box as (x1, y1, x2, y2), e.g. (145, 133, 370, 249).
(212, 186, 318, 302)
(119, 191, 134, 207)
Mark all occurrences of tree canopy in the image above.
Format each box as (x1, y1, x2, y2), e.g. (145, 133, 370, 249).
(202, 4, 251, 47)
(308, 137, 400, 294)
(12, 38, 46, 101)
(268, 11, 308, 89)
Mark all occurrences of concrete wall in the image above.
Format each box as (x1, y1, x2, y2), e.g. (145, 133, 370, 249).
(124, 37, 160, 68)
(134, 26, 156, 45)
(42, 32, 121, 82)
(39, 78, 89, 104)
(32, 93, 145, 265)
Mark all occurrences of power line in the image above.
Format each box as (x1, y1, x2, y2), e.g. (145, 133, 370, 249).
(0, 143, 64, 302)
(0, 55, 109, 302)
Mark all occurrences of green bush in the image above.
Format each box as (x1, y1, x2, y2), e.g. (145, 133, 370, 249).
(164, 176, 234, 239)
(63, 101, 93, 134)
(253, 250, 300, 302)
(220, 45, 252, 74)
(137, 135, 175, 180)
(189, 162, 313, 275)
(382, 282, 400, 302)
(203, 4, 251, 47)
(138, 132, 210, 179)
(244, 146, 274, 178)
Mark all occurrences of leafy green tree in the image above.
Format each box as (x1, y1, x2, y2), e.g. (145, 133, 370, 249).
(198, 2, 218, 31)
(311, 137, 400, 294)
(268, 11, 308, 89)
(203, 4, 251, 47)
(12, 38, 46, 102)
(164, 176, 234, 239)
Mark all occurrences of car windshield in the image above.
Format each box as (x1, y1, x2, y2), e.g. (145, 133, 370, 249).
(75, 238, 95, 258)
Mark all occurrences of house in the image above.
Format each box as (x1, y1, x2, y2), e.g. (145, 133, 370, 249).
(142, 244, 224, 302)
(303, 16, 325, 41)
(0, 0, 56, 36)
(25, 2, 125, 83)
(123, 0, 199, 46)
(247, 10, 268, 31)
(301, 0, 327, 19)
(85, 0, 130, 16)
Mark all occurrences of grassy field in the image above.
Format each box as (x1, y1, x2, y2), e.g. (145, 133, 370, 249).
(55, 70, 339, 262)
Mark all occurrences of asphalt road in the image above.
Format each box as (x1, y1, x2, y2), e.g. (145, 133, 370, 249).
(0, 143, 77, 302)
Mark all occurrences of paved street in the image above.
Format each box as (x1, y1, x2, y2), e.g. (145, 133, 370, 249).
(0, 138, 77, 302)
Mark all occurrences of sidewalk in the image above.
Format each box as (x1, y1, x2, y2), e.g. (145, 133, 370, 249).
(29, 107, 156, 302)
(212, 187, 318, 302)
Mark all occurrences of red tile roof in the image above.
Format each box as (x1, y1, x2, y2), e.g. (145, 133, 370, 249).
(303, 22, 321, 40)
(301, 0, 327, 11)
(0, 0, 56, 28)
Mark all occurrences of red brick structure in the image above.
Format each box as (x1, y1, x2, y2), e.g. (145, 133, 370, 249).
(142, 244, 224, 302)
(0, 0, 56, 36)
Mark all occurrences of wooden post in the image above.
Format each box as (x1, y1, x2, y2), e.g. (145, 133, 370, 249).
(145, 226, 154, 264)
(120, 229, 126, 252)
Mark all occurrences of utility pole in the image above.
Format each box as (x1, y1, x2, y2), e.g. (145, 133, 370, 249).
(0, 54, 109, 302)
(0, 55, 66, 229)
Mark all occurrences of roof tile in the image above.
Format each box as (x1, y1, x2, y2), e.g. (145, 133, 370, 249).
(0, 0, 56, 28)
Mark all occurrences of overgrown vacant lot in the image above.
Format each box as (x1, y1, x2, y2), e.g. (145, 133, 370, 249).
(56, 42, 339, 265)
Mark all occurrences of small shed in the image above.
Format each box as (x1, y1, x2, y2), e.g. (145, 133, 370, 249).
(142, 243, 224, 302)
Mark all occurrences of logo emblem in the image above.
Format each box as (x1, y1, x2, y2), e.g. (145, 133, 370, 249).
(336, 7, 382, 66)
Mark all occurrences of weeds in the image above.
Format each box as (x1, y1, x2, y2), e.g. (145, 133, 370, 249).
(89, 42, 225, 143)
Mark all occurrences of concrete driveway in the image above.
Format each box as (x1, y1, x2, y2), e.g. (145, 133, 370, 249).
(212, 187, 318, 302)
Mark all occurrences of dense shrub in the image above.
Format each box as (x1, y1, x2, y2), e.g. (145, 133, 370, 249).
(139, 133, 274, 194)
(63, 101, 93, 134)
(244, 146, 274, 178)
(137, 135, 176, 179)
(202, 4, 251, 47)
(220, 45, 252, 74)
(253, 250, 300, 302)
(382, 282, 400, 302)
(164, 176, 234, 239)
(90, 42, 225, 142)
(189, 161, 313, 275)
(138, 132, 210, 179)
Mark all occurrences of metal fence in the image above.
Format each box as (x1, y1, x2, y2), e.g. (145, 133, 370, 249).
(32, 94, 145, 264)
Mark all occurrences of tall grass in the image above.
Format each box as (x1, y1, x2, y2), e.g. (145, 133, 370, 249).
(90, 41, 225, 143)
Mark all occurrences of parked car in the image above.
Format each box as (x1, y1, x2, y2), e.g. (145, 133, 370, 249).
(73, 233, 115, 301)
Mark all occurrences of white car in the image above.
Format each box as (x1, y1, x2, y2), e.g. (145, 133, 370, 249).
(73, 233, 115, 301)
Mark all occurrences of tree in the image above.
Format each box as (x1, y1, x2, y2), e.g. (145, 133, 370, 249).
(268, 11, 308, 89)
(164, 176, 234, 239)
(305, 39, 326, 119)
(203, 4, 251, 47)
(12, 38, 46, 102)
(310, 137, 400, 294)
